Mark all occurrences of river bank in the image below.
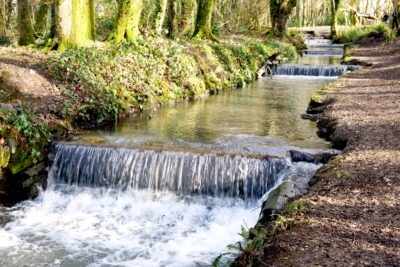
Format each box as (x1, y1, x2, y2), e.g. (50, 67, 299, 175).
(246, 36, 400, 265)
(0, 35, 299, 204)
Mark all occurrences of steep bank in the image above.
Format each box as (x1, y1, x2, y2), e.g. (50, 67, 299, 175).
(245, 38, 400, 265)
(0, 35, 298, 204)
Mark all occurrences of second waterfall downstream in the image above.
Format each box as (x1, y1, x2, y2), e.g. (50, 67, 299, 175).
(0, 39, 344, 266)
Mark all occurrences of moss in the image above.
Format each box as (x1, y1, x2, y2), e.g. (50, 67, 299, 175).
(153, 0, 168, 34)
(0, 145, 10, 168)
(109, 0, 143, 42)
(310, 84, 333, 105)
(17, 0, 35, 45)
(192, 0, 218, 41)
(34, 1, 50, 37)
(9, 149, 33, 174)
(282, 199, 308, 216)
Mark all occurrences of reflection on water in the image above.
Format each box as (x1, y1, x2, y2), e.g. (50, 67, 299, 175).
(295, 55, 342, 65)
(88, 77, 330, 149)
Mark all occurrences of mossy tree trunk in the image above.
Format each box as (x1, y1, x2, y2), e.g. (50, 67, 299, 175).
(109, 0, 143, 42)
(54, 0, 95, 49)
(34, 0, 50, 37)
(5, 0, 12, 29)
(0, 0, 5, 35)
(193, 0, 217, 40)
(330, 0, 341, 37)
(165, 0, 175, 37)
(153, 0, 167, 35)
(17, 0, 35, 45)
(167, 0, 197, 38)
(270, 0, 297, 36)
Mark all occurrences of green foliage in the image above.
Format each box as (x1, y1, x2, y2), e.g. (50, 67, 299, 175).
(335, 23, 395, 44)
(230, 198, 309, 265)
(95, 0, 118, 41)
(0, 108, 51, 164)
(48, 36, 298, 127)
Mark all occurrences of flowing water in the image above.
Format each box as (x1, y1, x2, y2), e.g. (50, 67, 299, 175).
(0, 40, 342, 267)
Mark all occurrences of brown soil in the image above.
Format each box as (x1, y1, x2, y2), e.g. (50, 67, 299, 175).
(0, 47, 65, 121)
(258, 40, 400, 265)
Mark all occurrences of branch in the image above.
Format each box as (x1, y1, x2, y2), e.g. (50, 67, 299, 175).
(343, 8, 378, 21)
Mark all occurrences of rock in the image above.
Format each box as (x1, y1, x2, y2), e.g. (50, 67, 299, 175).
(301, 114, 317, 121)
(24, 162, 46, 177)
(289, 150, 339, 164)
(214, 66, 224, 74)
(331, 129, 348, 150)
(258, 181, 298, 224)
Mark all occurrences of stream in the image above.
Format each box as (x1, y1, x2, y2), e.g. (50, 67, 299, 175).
(0, 38, 345, 266)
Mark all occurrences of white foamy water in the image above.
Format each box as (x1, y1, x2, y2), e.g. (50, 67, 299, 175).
(0, 185, 259, 267)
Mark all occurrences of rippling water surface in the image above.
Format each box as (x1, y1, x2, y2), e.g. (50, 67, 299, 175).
(0, 75, 332, 266)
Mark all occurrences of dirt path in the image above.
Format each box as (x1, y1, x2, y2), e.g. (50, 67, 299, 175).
(260, 40, 400, 265)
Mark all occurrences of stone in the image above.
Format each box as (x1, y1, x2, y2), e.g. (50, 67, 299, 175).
(24, 161, 46, 177)
(289, 150, 339, 164)
(258, 181, 298, 224)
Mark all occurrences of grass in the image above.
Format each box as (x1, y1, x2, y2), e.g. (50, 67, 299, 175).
(335, 23, 397, 44)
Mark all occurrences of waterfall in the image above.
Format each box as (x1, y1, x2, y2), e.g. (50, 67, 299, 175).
(306, 44, 344, 49)
(303, 50, 343, 56)
(272, 64, 348, 77)
(49, 143, 290, 200)
(305, 38, 333, 45)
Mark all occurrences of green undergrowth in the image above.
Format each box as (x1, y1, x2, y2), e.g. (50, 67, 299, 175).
(47, 35, 297, 126)
(0, 107, 51, 174)
(0, 35, 297, 181)
(335, 23, 396, 44)
(215, 199, 309, 267)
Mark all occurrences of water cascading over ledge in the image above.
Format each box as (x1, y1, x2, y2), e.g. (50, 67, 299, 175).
(272, 64, 348, 77)
(49, 144, 290, 201)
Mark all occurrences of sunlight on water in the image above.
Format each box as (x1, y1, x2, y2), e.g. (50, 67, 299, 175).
(0, 46, 339, 266)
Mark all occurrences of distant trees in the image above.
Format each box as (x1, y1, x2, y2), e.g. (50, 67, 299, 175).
(5, 0, 395, 49)
(270, 0, 297, 35)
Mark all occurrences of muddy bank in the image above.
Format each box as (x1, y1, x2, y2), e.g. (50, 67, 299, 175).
(240, 39, 400, 266)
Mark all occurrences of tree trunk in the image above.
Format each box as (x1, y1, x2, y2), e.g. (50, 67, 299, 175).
(4, 0, 10, 31)
(0, 0, 5, 35)
(153, 0, 167, 35)
(109, 0, 143, 42)
(54, 0, 95, 49)
(34, 0, 50, 37)
(193, 0, 217, 40)
(165, 0, 175, 37)
(270, 0, 297, 36)
(331, 0, 340, 37)
(17, 0, 35, 45)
